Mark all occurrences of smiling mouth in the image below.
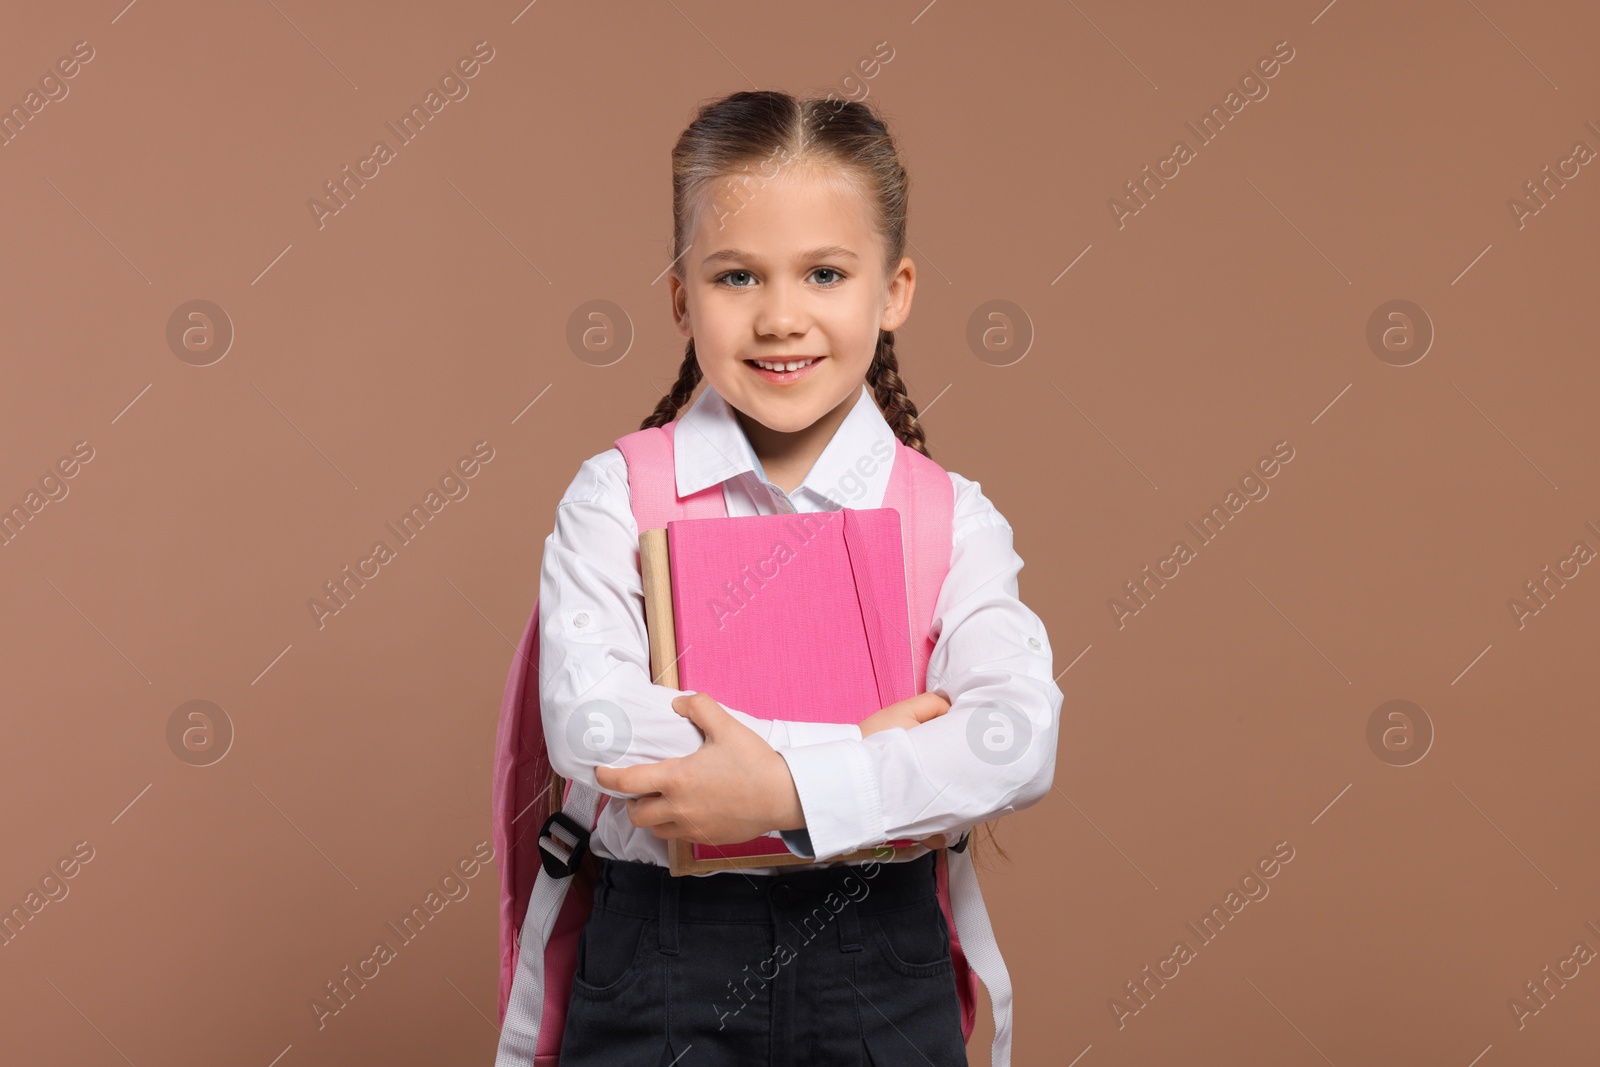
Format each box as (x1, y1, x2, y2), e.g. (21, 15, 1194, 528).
(746, 357, 823, 371)
(744, 356, 825, 383)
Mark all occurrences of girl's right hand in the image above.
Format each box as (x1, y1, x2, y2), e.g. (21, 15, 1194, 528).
(858, 691, 951, 738)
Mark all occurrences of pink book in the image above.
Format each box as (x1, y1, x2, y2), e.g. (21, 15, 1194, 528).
(638, 505, 927, 873)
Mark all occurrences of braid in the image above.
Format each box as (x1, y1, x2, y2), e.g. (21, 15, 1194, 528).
(641, 340, 703, 430)
(866, 330, 931, 459)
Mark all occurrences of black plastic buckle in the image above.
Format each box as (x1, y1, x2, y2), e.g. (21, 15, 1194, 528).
(537, 810, 590, 879)
(949, 831, 971, 854)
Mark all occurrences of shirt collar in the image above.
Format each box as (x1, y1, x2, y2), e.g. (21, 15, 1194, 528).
(673, 380, 897, 508)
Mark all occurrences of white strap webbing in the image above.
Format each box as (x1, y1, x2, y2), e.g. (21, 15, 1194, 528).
(494, 782, 604, 1067)
(947, 845, 1015, 1067)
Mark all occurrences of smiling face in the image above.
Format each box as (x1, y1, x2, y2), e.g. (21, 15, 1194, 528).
(668, 163, 915, 444)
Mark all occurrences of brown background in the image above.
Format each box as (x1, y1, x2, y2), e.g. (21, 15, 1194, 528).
(3, 1, 1597, 1064)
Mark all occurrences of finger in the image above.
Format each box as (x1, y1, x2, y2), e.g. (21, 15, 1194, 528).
(597, 761, 668, 796)
(625, 795, 681, 829)
(673, 692, 730, 733)
(673, 692, 718, 718)
(658, 822, 707, 843)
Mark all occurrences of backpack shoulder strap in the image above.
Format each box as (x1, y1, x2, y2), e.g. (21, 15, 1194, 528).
(613, 420, 729, 527)
(884, 443, 1018, 1066)
(944, 843, 1014, 1066)
(496, 586, 594, 1067)
(492, 593, 548, 1024)
(496, 426, 721, 1065)
(881, 440, 955, 694)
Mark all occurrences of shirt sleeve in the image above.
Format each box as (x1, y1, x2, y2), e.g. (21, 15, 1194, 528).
(539, 449, 863, 801)
(775, 471, 1063, 861)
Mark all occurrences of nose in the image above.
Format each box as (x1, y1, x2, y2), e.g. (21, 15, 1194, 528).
(752, 279, 808, 339)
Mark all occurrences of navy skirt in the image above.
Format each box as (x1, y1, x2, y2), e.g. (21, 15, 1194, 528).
(557, 849, 968, 1066)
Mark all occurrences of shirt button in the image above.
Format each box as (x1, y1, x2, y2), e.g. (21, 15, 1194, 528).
(1027, 637, 1041, 650)
(573, 612, 590, 628)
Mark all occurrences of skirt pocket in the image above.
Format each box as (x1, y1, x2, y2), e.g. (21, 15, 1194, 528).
(865, 897, 954, 979)
(855, 927, 968, 1067)
(572, 908, 656, 999)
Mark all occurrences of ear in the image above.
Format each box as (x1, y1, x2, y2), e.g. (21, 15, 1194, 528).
(880, 256, 916, 332)
(668, 274, 693, 339)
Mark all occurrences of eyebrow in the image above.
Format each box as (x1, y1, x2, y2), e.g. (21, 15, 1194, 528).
(700, 245, 860, 267)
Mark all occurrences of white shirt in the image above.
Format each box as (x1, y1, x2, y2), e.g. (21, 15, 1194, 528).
(538, 380, 1063, 875)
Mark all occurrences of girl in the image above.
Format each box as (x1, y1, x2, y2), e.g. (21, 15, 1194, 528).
(534, 90, 1061, 1066)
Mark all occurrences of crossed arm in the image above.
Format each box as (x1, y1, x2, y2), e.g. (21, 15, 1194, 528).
(540, 450, 1061, 861)
(594, 689, 954, 848)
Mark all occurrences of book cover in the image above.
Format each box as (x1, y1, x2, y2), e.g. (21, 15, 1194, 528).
(639, 507, 928, 875)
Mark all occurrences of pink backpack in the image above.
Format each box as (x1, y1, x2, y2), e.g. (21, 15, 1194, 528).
(492, 418, 1006, 1066)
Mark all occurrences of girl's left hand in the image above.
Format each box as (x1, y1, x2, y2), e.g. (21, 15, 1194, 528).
(594, 693, 805, 845)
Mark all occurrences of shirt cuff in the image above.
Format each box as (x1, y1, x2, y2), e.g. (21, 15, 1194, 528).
(778, 721, 863, 747)
(777, 738, 884, 861)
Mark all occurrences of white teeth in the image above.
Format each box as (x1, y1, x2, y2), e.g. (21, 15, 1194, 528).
(752, 358, 817, 372)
